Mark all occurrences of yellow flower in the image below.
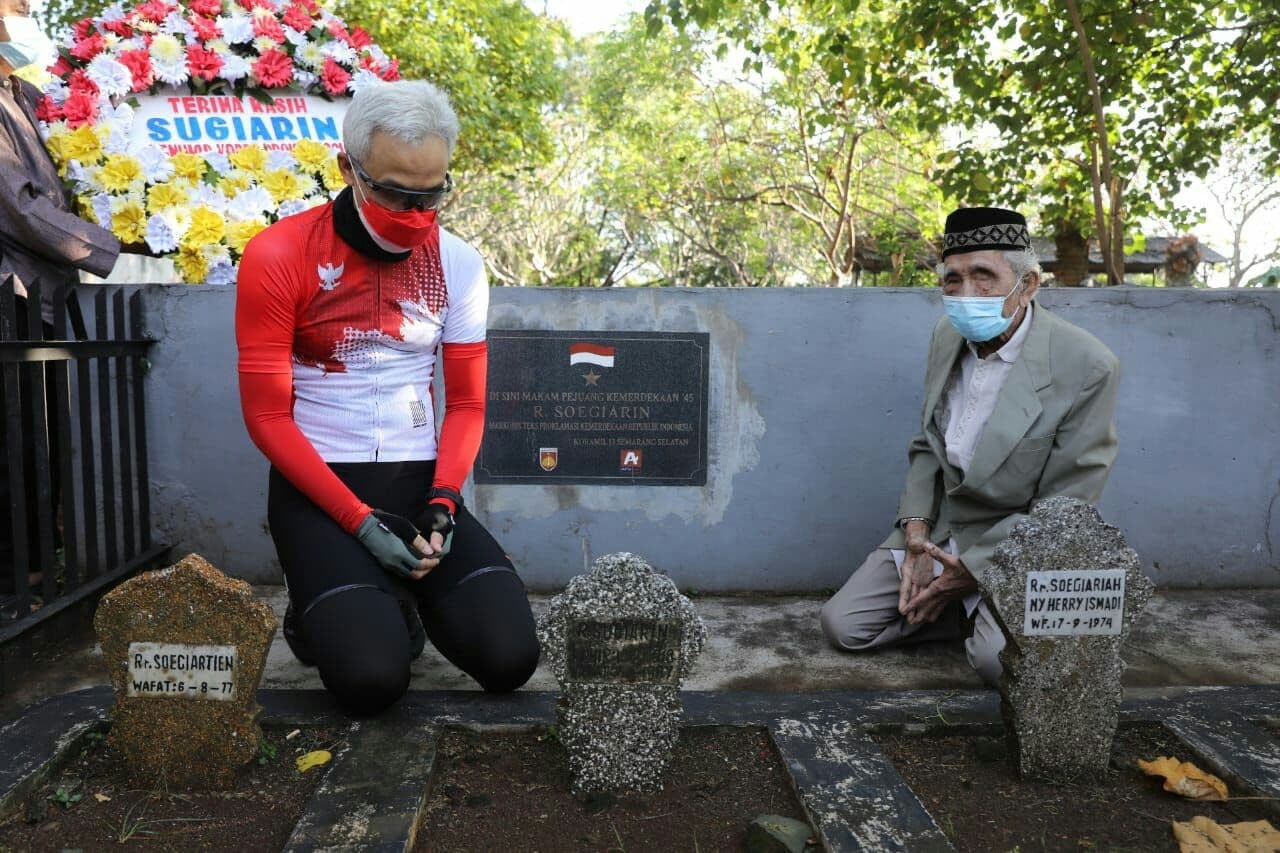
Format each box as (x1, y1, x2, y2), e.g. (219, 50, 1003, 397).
(147, 182, 188, 212)
(291, 139, 332, 172)
(170, 153, 206, 184)
(321, 158, 347, 192)
(184, 206, 226, 248)
(62, 125, 104, 164)
(218, 170, 254, 196)
(229, 145, 268, 176)
(150, 34, 183, 63)
(261, 168, 305, 204)
(98, 154, 145, 193)
(111, 199, 148, 244)
(175, 245, 209, 283)
(226, 218, 268, 253)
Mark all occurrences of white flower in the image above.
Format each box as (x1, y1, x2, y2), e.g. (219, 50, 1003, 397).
(203, 243, 232, 267)
(189, 184, 229, 213)
(348, 68, 382, 94)
(149, 33, 183, 64)
(137, 146, 175, 182)
(91, 192, 114, 226)
(42, 79, 68, 103)
(252, 35, 278, 54)
(86, 55, 133, 97)
(161, 10, 196, 39)
(296, 173, 318, 197)
(227, 185, 273, 218)
(283, 26, 307, 48)
(322, 40, 357, 66)
(296, 43, 324, 69)
(218, 14, 254, 45)
(275, 199, 307, 218)
(204, 151, 232, 174)
(152, 57, 189, 86)
(266, 149, 295, 170)
(205, 38, 230, 55)
(219, 53, 251, 81)
(206, 262, 237, 286)
(117, 36, 146, 51)
(103, 128, 131, 155)
(364, 45, 389, 65)
(293, 69, 317, 89)
(66, 161, 86, 182)
(144, 214, 179, 252)
(99, 2, 126, 23)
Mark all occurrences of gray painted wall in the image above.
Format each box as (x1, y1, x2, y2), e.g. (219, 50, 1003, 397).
(133, 285, 1280, 590)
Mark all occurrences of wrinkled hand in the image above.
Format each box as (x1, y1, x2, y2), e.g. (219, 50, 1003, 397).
(355, 510, 440, 581)
(903, 542, 979, 625)
(411, 502, 455, 559)
(897, 520, 935, 615)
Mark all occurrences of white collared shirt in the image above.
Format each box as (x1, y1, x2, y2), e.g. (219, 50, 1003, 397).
(939, 302, 1035, 475)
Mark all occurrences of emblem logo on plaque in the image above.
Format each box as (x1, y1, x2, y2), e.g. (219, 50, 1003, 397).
(620, 449, 643, 471)
(540, 447, 560, 471)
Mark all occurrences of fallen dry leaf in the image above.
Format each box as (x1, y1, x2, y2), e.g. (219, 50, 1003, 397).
(1172, 816, 1280, 852)
(1138, 756, 1228, 801)
(93, 792, 111, 803)
(295, 750, 332, 773)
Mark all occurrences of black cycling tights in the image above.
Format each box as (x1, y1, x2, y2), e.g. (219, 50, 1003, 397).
(267, 461, 540, 715)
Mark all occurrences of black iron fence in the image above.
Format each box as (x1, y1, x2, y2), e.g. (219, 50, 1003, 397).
(0, 279, 166, 641)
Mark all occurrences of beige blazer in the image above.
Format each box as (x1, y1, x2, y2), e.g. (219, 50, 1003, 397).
(880, 304, 1121, 580)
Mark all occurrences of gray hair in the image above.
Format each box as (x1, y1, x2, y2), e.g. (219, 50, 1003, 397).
(934, 247, 1042, 284)
(342, 80, 460, 164)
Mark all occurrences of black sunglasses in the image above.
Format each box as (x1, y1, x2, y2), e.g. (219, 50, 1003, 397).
(350, 157, 453, 211)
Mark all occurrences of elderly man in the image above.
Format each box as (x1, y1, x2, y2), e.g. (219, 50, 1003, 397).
(1, 0, 121, 597)
(820, 207, 1120, 684)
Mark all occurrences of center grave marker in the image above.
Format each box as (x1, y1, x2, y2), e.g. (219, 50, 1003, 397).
(538, 552, 706, 794)
(94, 553, 277, 789)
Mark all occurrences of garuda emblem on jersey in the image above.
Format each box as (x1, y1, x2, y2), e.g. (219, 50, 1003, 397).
(317, 263, 345, 291)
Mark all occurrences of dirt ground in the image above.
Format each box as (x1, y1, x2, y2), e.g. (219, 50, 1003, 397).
(416, 725, 814, 853)
(0, 725, 341, 853)
(875, 722, 1279, 852)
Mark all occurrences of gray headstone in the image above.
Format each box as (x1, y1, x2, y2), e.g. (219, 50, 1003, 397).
(537, 552, 706, 794)
(981, 497, 1153, 783)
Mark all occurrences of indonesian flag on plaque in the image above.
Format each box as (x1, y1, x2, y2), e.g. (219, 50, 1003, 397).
(569, 343, 616, 368)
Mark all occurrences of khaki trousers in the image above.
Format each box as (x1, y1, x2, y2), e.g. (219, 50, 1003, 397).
(819, 548, 1006, 685)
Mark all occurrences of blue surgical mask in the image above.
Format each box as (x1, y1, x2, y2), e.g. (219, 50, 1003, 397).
(0, 16, 55, 71)
(942, 278, 1025, 342)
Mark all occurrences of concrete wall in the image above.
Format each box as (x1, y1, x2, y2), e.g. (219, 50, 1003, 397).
(132, 284, 1280, 590)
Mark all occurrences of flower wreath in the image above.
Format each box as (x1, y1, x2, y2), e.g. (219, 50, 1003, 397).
(32, 0, 399, 284)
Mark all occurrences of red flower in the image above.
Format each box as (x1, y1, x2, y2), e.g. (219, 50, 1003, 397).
(188, 14, 221, 41)
(186, 44, 224, 81)
(35, 96, 64, 123)
(281, 3, 314, 33)
(188, 0, 221, 17)
(325, 19, 351, 44)
(237, 0, 271, 12)
(69, 33, 106, 62)
(379, 57, 400, 81)
(72, 20, 94, 40)
(251, 48, 293, 87)
(253, 14, 285, 43)
(349, 26, 372, 49)
(320, 57, 350, 96)
(134, 0, 173, 23)
(68, 69, 100, 96)
(100, 18, 134, 38)
(118, 48, 154, 91)
(297, 0, 319, 13)
(62, 91, 99, 128)
(50, 56, 73, 77)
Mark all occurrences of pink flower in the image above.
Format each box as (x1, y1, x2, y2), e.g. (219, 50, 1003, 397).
(282, 3, 313, 33)
(186, 44, 224, 81)
(349, 26, 371, 49)
(325, 19, 351, 44)
(68, 69, 100, 96)
(118, 48, 154, 91)
(101, 18, 134, 38)
(189, 0, 221, 17)
(50, 56, 73, 77)
(188, 14, 221, 41)
(251, 48, 293, 87)
(62, 91, 99, 127)
(69, 33, 106, 62)
(379, 57, 399, 81)
(253, 14, 285, 43)
(36, 96, 64, 123)
(134, 0, 173, 23)
(72, 20, 94, 40)
(237, 0, 271, 12)
(320, 57, 349, 95)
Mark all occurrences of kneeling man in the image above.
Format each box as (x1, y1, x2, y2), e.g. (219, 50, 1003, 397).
(820, 207, 1120, 684)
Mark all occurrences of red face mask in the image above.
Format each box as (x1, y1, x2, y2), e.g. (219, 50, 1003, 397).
(353, 179, 439, 252)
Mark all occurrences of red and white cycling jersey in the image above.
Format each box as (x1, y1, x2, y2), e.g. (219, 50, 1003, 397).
(236, 199, 487, 532)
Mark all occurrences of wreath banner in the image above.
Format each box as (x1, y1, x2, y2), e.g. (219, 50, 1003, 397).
(33, 0, 398, 284)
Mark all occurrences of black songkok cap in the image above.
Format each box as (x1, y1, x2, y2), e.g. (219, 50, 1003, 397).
(942, 207, 1032, 259)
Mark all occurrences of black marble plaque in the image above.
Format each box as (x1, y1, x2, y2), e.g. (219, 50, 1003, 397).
(476, 330, 709, 485)
(565, 618, 683, 685)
